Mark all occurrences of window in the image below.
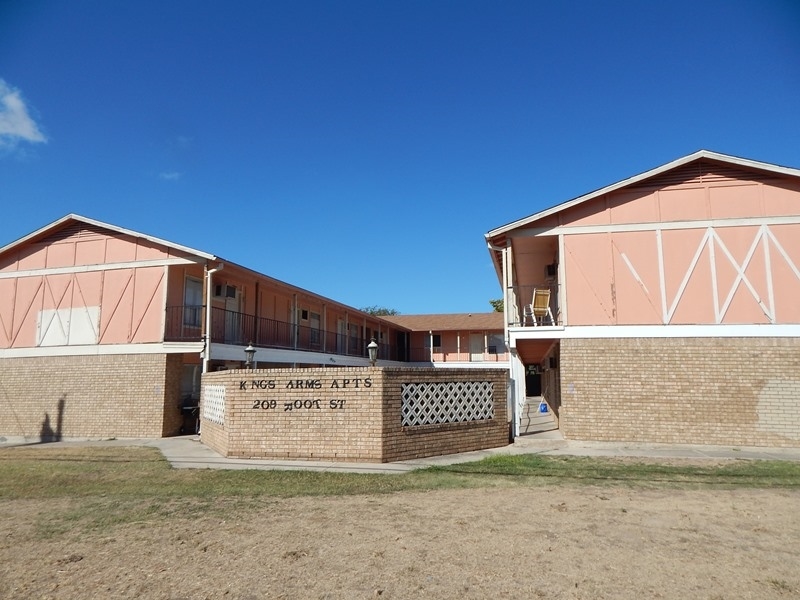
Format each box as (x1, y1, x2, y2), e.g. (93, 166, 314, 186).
(488, 334, 506, 354)
(424, 334, 442, 348)
(184, 278, 203, 327)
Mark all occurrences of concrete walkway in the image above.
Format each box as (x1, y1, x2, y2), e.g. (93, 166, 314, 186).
(3, 431, 800, 473)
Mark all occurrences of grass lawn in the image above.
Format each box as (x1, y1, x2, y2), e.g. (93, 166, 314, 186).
(2, 445, 799, 501)
(1, 445, 799, 538)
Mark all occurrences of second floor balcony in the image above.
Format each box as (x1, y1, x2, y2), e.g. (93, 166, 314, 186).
(507, 283, 561, 328)
(165, 306, 401, 361)
(408, 346, 509, 363)
(165, 306, 510, 364)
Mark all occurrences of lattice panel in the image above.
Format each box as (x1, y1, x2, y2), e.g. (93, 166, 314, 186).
(203, 384, 226, 425)
(401, 381, 494, 427)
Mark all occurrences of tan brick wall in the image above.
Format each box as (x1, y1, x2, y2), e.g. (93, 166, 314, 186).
(381, 368, 508, 462)
(162, 354, 185, 436)
(0, 353, 181, 440)
(198, 414, 228, 455)
(560, 337, 800, 447)
(200, 367, 508, 462)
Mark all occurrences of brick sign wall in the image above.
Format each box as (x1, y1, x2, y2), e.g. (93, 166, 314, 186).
(200, 367, 508, 462)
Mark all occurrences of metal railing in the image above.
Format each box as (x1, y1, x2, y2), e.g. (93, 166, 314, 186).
(409, 347, 509, 363)
(507, 283, 561, 327)
(164, 305, 204, 341)
(165, 305, 403, 360)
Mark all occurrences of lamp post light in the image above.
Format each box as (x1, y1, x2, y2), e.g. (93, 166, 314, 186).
(244, 342, 256, 369)
(367, 337, 378, 367)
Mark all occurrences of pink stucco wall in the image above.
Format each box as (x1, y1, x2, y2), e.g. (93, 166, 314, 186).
(0, 226, 172, 348)
(561, 175, 800, 325)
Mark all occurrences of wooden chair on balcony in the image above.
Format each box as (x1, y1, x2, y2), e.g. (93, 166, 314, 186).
(523, 288, 554, 326)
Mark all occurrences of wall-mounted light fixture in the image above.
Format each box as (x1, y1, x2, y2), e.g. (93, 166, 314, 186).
(244, 342, 256, 369)
(367, 338, 378, 367)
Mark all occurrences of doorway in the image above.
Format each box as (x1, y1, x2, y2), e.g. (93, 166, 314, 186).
(525, 365, 542, 396)
(469, 333, 484, 362)
(223, 286, 241, 344)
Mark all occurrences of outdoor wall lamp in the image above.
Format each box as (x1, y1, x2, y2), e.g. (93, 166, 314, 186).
(244, 342, 256, 369)
(367, 338, 378, 367)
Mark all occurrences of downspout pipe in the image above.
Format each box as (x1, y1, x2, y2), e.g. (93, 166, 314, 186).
(488, 240, 518, 436)
(486, 240, 510, 338)
(203, 262, 224, 374)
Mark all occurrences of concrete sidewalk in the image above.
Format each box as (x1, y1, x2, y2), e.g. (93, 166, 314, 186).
(3, 432, 800, 473)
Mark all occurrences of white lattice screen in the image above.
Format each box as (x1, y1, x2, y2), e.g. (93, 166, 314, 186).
(203, 384, 226, 425)
(401, 381, 494, 427)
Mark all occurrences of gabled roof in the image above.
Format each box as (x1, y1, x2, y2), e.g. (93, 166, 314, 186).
(485, 150, 800, 240)
(382, 312, 503, 332)
(0, 213, 412, 329)
(0, 213, 217, 260)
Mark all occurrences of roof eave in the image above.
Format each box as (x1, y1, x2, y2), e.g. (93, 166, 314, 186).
(485, 150, 800, 240)
(0, 213, 217, 261)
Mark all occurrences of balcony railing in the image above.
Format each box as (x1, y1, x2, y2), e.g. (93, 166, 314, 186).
(164, 305, 204, 342)
(165, 306, 402, 361)
(507, 283, 561, 327)
(409, 347, 509, 363)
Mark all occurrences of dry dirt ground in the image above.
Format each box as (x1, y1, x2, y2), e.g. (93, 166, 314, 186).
(1, 486, 798, 599)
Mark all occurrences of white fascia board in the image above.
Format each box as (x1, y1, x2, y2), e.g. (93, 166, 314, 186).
(485, 150, 800, 240)
(0, 214, 217, 262)
(0, 341, 204, 359)
(509, 324, 800, 341)
(506, 326, 565, 349)
(509, 214, 800, 239)
(0, 257, 205, 279)
(211, 344, 373, 367)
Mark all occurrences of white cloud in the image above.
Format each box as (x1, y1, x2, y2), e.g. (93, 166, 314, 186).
(159, 171, 183, 181)
(0, 79, 47, 149)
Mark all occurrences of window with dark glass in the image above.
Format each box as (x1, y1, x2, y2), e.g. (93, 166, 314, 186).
(184, 278, 203, 327)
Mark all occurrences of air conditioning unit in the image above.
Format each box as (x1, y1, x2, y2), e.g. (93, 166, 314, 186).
(214, 284, 237, 298)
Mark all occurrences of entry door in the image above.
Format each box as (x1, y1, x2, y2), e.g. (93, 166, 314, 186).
(337, 319, 346, 354)
(469, 334, 484, 362)
(224, 287, 241, 344)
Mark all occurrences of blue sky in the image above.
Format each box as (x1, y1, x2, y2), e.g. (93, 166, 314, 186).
(2, 1, 799, 314)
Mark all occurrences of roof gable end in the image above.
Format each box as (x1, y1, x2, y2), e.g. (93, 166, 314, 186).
(0, 214, 216, 261)
(486, 150, 800, 239)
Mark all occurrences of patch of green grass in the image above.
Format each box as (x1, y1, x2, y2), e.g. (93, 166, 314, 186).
(432, 454, 800, 488)
(2, 447, 799, 506)
(2, 446, 798, 539)
(0, 446, 487, 502)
